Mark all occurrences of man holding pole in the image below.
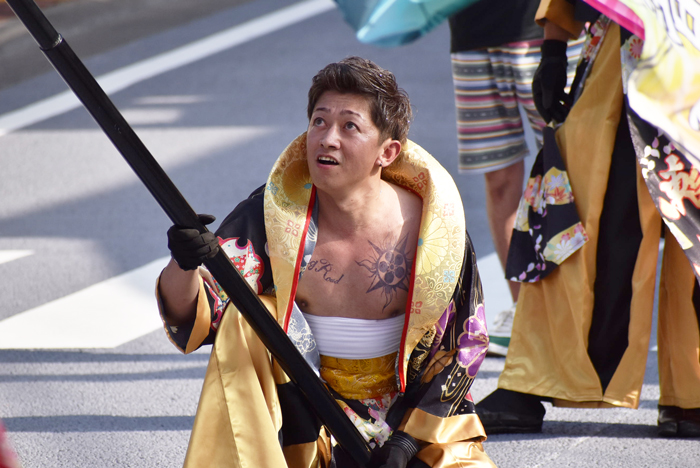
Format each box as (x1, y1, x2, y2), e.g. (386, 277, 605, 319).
(157, 57, 494, 468)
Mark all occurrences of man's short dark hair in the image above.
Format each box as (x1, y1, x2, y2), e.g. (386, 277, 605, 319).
(307, 57, 413, 144)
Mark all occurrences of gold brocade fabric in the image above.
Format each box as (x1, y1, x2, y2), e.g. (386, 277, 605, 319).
(320, 353, 398, 400)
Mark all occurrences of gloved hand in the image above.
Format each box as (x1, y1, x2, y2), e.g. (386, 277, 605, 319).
(167, 214, 219, 271)
(532, 39, 571, 124)
(368, 431, 421, 468)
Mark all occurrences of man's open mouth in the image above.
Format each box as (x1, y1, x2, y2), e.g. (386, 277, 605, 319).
(318, 156, 339, 165)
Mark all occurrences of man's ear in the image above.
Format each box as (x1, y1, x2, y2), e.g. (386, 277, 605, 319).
(378, 139, 402, 167)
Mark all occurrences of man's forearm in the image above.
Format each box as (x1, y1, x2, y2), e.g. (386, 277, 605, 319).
(543, 19, 573, 42)
(158, 258, 200, 326)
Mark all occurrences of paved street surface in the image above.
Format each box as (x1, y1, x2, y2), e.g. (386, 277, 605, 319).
(0, 0, 698, 467)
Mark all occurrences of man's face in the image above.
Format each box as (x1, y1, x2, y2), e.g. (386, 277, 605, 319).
(306, 91, 390, 194)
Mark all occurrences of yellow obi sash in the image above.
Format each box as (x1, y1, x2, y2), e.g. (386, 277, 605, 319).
(321, 352, 398, 400)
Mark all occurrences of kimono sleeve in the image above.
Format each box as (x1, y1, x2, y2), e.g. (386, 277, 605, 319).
(156, 184, 273, 353)
(398, 230, 489, 444)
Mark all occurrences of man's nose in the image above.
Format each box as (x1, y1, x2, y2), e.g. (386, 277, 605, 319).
(320, 125, 340, 148)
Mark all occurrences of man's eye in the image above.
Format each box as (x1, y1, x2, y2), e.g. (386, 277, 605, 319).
(313, 117, 324, 126)
(345, 122, 357, 130)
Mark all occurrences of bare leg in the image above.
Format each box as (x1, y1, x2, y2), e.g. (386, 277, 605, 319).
(484, 160, 524, 303)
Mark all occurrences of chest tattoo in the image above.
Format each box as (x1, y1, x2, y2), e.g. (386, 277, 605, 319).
(356, 233, 412, 310)
(307, 258, 345, 284)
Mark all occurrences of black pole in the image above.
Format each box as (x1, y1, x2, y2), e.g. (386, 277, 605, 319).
(5, 0, 372, 464)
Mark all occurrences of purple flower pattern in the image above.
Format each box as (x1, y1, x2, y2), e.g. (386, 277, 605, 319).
(429, 300, 456, 360)
(456, 304, 488, 378)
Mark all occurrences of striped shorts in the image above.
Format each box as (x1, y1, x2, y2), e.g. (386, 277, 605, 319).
(451, 38, 583, 174)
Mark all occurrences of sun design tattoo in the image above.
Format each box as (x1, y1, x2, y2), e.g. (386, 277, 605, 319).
(356, 234, 413, 310)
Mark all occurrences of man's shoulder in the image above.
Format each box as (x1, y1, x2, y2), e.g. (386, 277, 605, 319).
(391, 182, 422, 220)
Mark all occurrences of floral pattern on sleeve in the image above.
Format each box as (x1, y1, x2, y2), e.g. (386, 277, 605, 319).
(506, 125, 589, 283)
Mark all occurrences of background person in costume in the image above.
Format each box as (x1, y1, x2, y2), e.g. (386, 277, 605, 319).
(157, 57, 495, 467)
(447, 0, 582, 357)
(475, 0, 700, 438)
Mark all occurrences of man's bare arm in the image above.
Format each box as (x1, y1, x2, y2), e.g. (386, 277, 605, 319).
(158, 258, 200, 326)
(543, 18, 578, 41)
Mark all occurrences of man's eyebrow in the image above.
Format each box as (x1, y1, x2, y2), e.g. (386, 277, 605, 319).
(314, 107, 366, 119)
(341, 109, 365, 119)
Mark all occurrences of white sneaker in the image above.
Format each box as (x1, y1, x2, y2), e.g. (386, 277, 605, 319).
(488, 304, 515, 357)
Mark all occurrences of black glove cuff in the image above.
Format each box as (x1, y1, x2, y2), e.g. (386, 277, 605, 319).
(541, 39, 568, 58)
(386, 431, 420, 460)
(170, 254, 197, 272)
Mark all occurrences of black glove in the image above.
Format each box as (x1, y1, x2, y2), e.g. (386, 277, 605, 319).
(532, 39, 571, 124)
(368, 431, 421, 468)
(167, 214, 219, 271)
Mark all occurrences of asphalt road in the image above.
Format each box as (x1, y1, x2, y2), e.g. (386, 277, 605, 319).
(0, 1, 698, 467)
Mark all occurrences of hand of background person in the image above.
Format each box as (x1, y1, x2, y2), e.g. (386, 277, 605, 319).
(167, 214, 219, 271)
(368, 431, 421, 468)
(532, 39, 571, 123)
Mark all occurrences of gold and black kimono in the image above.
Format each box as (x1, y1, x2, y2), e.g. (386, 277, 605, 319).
(156, 134, 496, 467)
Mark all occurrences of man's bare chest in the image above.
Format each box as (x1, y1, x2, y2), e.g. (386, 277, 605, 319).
(295, 231, 416, 319)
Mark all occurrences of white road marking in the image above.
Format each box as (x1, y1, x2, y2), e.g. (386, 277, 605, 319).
(0, 252, 510, 349)
(0, 0, 336, 137)
(0, 250, 33, 265)
(0, 257, 169, 349)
